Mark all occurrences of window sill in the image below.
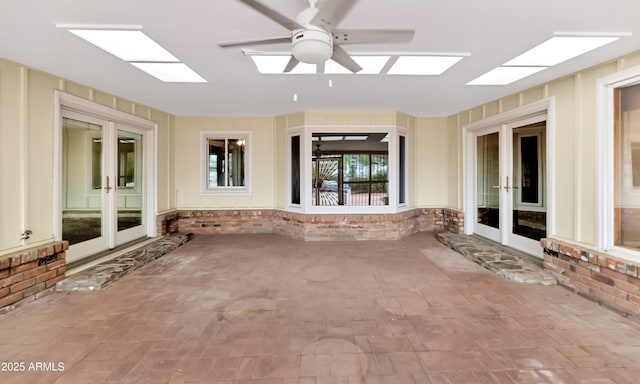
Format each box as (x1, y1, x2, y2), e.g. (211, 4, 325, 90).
(201, 188, 251, 196)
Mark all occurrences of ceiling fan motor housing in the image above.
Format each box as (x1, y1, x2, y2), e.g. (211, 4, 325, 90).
(291, 29, 333, 64)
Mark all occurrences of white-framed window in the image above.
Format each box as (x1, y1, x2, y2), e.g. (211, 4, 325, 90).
(398, 130, 408, 206)
(201, 131, 251, 194)
(285, 125, 408, 214)
(597, 65, 640, 261)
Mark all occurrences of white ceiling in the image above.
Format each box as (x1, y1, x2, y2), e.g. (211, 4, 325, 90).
(1, 0, 639, 117)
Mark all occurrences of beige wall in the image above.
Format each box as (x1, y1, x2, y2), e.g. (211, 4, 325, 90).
(175, 116, 275, 209)
(447, 50, 640, 246)
(415, 117, 449, 208)
(0, 58, 176, 256)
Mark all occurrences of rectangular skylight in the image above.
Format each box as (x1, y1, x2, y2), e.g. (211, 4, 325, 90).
(467, 66, 546, 85)
(249, 55, 291, 73)
(289, 62, 317, 74)
(324, 60, 351, 74)
(68, 29, 179, 62)
(353, 56, 390, 74)
(318, 136, 344, 141)
(131, 63, 207, 83)
(344, 135, 369, 141)
(387, 56, 463, 75)
(504, 36, 620, 66)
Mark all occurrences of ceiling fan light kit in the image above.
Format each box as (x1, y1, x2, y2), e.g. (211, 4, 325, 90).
(219, 0, 415, 73)
(292, 29, 333, 64)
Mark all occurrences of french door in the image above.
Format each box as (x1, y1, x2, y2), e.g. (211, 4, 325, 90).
(473, 114, 547, 256)
(61, 110, 147, 263)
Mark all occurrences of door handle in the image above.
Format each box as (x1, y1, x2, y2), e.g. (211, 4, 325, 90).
(104, 176, 112, 193)
(492, 185, 501, 189)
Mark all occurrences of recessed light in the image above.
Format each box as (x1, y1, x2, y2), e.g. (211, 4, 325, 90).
(68, 29, 179, 62)
(467, 66, 546, 85)
(387, 56, 464, 75)
(130, 62, 207, 83)
(504, 36, 620, 66)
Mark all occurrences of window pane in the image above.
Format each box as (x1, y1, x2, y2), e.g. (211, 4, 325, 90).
(617, 84, 640, 249)
(227, 139, 245, 187)
(477, 132, 500, 229)
(208, 139, 225, 187)
(312, 133, 388, 206)
(117, 130, 143, 232)
(520, 135, 539, 204)
(399, 136, 406, 204)
(291, 135, 301, 204)
(62, 117, 104, 245)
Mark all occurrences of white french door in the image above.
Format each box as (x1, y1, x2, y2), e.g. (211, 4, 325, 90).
(61, 110, 148, 263)
(471, 114, 548, 256)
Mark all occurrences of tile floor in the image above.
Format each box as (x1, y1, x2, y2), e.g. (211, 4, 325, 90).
(1, 233, 639, 383)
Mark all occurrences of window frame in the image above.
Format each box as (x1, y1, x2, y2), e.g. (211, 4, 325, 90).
(285, 125, 408, 214)
(200, 131, 251, 195)
(596, 64, 640, 261)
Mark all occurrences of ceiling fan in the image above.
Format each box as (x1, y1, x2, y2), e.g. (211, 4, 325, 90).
(218, 0, 415, 73)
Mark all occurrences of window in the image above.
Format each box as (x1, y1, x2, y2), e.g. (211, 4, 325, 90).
(615, 83, 640, 250)
(399, 135, 407, 205)
(311, 133, 389, 206)
(202, 132, 250, 193)
(291, 135, 301, 205)
(597, 65, 640, 259)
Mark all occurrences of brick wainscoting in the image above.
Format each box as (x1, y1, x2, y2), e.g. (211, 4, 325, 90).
(443, 208, 464, 234)
(541, 238, 640, 321)
(0, 241, 68, 313)
(156, 208, 464, 241)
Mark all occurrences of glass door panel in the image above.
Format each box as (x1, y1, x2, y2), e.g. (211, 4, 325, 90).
(62, 116, 109, 262)
(116, 130, 143, 232)
(476, 132, 500, 230)
(511, 123, 547, 243)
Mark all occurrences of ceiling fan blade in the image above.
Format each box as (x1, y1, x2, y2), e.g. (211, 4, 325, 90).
(218, 36, 291, 48)
(331, 45, 362, 73)
(332, 29, 415, 44)
(284, 56, 299, 73)
(310, 0, 359, 31)
(237, 0, 304, 31)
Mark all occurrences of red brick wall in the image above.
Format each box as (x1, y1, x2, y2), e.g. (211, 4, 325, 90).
(157, 208, 452, 241)
(0, 241, 68, 313)
(541, 238, 640, 320)
(177, 210, 275, 235)
(443, 208, 464, 234)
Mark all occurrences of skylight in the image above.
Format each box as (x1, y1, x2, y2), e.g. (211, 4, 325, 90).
(68, 29, 179, 62)
(62, 27, 207, 83)
(352, 56, 390, 74)
(504, 36, 620, 66)
(468, 33, 626, 85)
(344, 135, 369, 141)
(387, 56, 463, 75)
(245, 53, 466, 75)
(131, 63, 207, 83)
(467, 67, 546, 85)
(318, 136, 344, 141)
(249, 55, 290, 74)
